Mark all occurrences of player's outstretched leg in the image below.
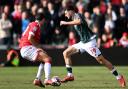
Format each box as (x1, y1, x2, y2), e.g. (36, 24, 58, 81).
(43, 60, 61, 86)
(43, 60, 53, 85)
(33, 63, 45, 87)
(95, 55, 126, 88)
(61, 47, 78, 83)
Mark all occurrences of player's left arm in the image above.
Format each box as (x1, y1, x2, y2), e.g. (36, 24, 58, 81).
(60, 19, 81, 26)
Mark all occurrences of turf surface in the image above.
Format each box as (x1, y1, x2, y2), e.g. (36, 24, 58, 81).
(0, 66, 127, 89)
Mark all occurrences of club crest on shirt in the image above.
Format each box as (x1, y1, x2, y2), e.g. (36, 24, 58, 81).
(33, 27, 37, 32)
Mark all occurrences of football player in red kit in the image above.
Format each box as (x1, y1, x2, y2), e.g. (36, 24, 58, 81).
(19, 13, 58, 87)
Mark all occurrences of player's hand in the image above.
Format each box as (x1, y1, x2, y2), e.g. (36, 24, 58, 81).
(60, 21, 66, 26)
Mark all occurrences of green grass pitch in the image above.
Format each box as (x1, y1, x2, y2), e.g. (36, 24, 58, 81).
(0, 66, 127, 89)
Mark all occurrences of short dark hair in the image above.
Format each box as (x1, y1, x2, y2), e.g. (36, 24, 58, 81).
(66, 5, 78, 12)
(35, 13, 44, 21)
(66, 5, 75, 11)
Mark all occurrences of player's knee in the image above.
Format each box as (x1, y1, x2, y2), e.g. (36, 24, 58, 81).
(96, 57, 103, 64)
(96, 55, 106, 64)
(97, 59, 103, 64)
(44, 57, 52, 64)
(63, 51, 67, 56)
(63, 50, 70, 58)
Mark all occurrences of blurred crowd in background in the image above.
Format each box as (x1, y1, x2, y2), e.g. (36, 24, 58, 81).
(0, 0, 128, 48)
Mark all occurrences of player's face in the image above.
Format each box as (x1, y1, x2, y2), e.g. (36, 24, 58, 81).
(65, 10, 72, 19)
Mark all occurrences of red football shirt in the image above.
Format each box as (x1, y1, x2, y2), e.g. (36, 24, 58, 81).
(19, 21, 41, 48)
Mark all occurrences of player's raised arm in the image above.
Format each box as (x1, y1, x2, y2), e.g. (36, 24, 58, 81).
(60, 19, 81, 26)
(28, 25, 40, 48)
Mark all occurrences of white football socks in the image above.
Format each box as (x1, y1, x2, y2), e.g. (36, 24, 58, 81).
(44, 62, 51, 80)
(116, 75, 121, 80)
(36, 63, 43, 80)
(66, 65, 71, 68)
(67, 73, 73, 77)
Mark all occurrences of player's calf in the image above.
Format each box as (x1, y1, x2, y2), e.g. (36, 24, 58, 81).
(96, 55, 114, 70)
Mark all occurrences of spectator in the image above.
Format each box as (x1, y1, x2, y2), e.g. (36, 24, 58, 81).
(40, 0, 48, 10)
(24, 0, 32, 12)
(52, 27, 67, 45)
(39, 11, 51, 44)
(104, 22, 114, 41)
(0, 12, 12, 45)
(4, 5, 12, 20)
(92, 6, 104, 35)
(101, 34, 115, 48)
(101, 22, 117, 48)
(21, 11, 30, 33)
(47, 2, 59, 30)
(52, 0, 62, 13)
(40, 0, 49, 19)
(105, 8, 115, 33)
(76, 0, 87, 14)
(99, 0, 107, 15)
(121, 0, 128, 17)
(23, 0, 33, 18)
(111, 0, 122, 15)
(111, 0, 122, 6)
(3, 5, 14, 44)
(68, 30, 77, 46)
(84, 11, 93, 29)
(107, 2, 117, 21)
(87, 0, 100, 13)
(29, 4, 38, 22)
(76, 0, 87, 8)
(115, 7, 128, 39)
(12, 3, 22, 22)
(77, 4, 85, 14)
(11, 3, 22, 45)
(92, 26, 101, 48)
(119, 32, 128, 47)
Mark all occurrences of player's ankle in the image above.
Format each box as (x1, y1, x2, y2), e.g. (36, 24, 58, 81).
(116, 75, 121, 80)
(35, 78, 41, 80)
(67, 73, 73, 77)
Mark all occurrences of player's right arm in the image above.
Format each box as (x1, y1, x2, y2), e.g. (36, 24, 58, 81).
(28, 25, 40, 48)
(60, 19, 81, 26)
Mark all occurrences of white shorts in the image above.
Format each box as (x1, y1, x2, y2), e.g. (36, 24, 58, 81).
(20, 45, 39, 61)
(72, 39, 101, 58)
